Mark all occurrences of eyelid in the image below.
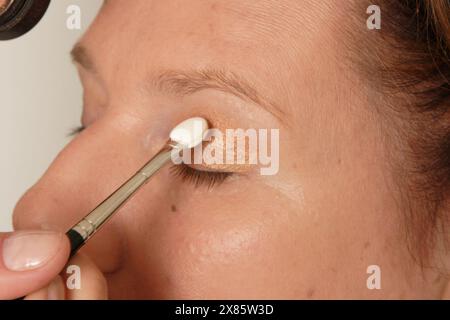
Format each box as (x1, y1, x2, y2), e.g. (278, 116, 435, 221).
(184, 142, 257, 174)
(188, 162, 255, 173)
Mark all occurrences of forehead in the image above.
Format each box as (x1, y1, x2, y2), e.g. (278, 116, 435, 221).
(99, 0, 307, 41)
(82, 0, 341, 113)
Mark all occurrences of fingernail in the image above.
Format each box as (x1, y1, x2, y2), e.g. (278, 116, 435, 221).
(47, 276, 65, 300)
(2, 230, 63, 271)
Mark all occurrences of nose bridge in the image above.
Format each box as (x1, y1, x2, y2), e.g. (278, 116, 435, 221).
(12, 112, 166, 233)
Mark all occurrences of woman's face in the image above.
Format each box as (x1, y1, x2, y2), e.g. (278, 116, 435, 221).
(11, 0, 446, 298)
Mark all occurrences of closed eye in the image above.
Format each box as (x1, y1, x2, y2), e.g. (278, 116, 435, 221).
(170, 164, 233, 189)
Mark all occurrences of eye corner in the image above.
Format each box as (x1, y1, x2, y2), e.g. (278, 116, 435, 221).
(68, 125, 86, 137)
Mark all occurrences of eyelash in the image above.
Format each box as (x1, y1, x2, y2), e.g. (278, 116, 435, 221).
(67, 126, 232, 188)
(170, 164, 232, 189)
(68, 125, 86, 137)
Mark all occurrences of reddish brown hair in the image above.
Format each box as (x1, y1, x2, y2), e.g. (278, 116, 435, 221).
(353, 0, 450, 264)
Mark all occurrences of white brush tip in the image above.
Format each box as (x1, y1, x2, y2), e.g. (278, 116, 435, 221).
(170, 117, 209, 149)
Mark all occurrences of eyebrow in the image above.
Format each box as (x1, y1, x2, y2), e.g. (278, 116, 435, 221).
(71, 44, 285, 122)
(148, 69, 284, 121)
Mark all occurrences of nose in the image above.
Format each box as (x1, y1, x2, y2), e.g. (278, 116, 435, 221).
(12, 111, 171, 272)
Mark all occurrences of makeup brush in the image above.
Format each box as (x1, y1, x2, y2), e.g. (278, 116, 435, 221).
(15, 117, 207, 299)
(66, 117, 208, 256)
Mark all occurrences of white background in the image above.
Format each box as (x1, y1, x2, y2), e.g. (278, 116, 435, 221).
(0, 0, 103, 231)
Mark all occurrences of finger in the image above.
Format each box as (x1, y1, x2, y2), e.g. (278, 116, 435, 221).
(24, 275, 65, 300)
(63, 253, 108, 300)
(0, 230, 70, 299)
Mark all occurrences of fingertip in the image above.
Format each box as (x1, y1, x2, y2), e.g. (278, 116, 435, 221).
(24, 275, 66, 300)
(0, 230, 71, 299)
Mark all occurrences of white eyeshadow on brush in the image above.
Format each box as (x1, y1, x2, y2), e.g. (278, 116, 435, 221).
(170, 117, 208, 149)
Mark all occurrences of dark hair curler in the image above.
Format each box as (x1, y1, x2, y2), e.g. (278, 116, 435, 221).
(0, 0, 50, 41)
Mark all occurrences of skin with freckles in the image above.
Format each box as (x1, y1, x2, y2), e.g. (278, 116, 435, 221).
(12, 0, 450, 299)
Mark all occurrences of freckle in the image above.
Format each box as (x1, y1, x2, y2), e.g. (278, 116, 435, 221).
(306, 288, 315, 298)
(337, 158, 342, 165)
(364, 241, 371, 249)
(171, 205, 177, 212)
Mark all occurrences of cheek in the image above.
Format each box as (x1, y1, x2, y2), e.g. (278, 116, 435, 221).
(136, 181, 303, 298)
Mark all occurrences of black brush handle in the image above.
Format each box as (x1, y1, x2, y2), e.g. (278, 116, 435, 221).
(66, 229, 85, 257)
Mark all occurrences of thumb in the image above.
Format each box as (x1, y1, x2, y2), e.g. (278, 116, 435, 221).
(0, 230, 70, 300)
